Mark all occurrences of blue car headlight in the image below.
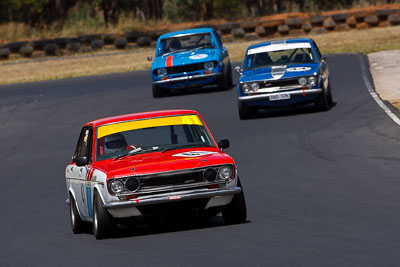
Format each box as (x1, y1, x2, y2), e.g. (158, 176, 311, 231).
(204, 61, 214, 70)
(242, 83, 250, 93)
(251, 82, 260, 91)
(308, 76, 316, 86)
(298, 77, 307, 86)
(241, 82, 259, 93)
(157, 68, 167, 76)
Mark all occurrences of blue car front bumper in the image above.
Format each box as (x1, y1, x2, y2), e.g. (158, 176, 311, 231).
(153, 72, 221, 90)
(238, 88, 323, 107)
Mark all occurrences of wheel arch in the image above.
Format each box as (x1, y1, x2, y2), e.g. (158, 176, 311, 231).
(68, 189, 84, 220)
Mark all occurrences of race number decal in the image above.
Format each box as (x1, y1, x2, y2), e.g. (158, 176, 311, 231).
(286, 67, 312, 72)
(173, 151, 217, 157)
(189, 54, 208, 60)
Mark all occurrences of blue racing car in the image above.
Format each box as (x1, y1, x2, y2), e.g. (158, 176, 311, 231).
(148, 28, 232, 97)
(236, 38, 333, 119)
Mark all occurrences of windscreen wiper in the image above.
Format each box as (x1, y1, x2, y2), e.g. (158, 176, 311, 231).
(163, 49, 188, 56)
(190, 45, 213, 52)
(162, 144, 212, 153)
(113, 147, 142, 160)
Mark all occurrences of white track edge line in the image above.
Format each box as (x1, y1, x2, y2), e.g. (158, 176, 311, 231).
(360, 54, 400, 126)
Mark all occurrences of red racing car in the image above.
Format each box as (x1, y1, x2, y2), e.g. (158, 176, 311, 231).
(65, 110, 246, 239)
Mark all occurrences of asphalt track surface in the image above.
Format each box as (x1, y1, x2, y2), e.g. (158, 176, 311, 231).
(1, 54, 400, 266)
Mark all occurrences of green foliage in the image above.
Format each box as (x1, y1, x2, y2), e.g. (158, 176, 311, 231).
(162, 0, 181, 22)
(0, 0, 396, 31)
(214, 0, 243, 19)
(63, 2, 105, 34)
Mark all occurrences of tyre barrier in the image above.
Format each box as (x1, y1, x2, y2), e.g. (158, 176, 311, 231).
(346, 16, 357, 28)
(19, 46, 34, 58)
(232, 28, 246, 39)
(91, 39, 104, 50)
(103, 33, 118, 45)
(54, 37, 69, 49)
(2, 5, 400, 60)
(286, 17, 306, 29)
(44, 43, 58, 56)
(376, 9, 398, 19)
(0, 48, 11, 59)
(255, 25, 267, 37)
(277, 24, 290, 35)
(354, 11, 370, 23)
(136, 36, 152, 47)
(66, 42, 81, 52)
(244, 33, 258, 41)
(302, 22, 312, 33)
(114, 37, 128, 49)
(309, 15, 328, 27)
(389, 14, 400, 25)
(125, 31, 141, 43)
(241, 21, 258, 33)
(323, 18, 336, 30)
(7, 41, 28, 53)
(217, 22, 240, 34)
(79, 34, 101, 45)
(33, 39, 54, 51)
(149, 30, 166, 41)
(331, 13, 350, 23)
(365, 15, 380, 26)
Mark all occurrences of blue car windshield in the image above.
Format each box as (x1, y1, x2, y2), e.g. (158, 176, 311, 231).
(244, 47, 316, 71)
(158, 33, 215, 56)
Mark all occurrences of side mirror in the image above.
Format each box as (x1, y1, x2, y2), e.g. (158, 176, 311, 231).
(234, 66, 242, 75)
(75, 157, 88, 167)
(321, 56, 327, 63)
(147, 55, 153, 61)
(218, 139, 230, 150)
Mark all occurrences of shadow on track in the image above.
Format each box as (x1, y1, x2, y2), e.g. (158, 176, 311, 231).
(241, 102, 337, 120)
(74, 215, 250, 240)
(244, 102, 337, 120)
(156, 84, 236, 98)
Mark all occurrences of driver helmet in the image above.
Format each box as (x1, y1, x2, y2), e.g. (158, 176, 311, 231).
(104, 133, 127, 154)
(255, 52, 272, 66)
(169, 38, 181, 51)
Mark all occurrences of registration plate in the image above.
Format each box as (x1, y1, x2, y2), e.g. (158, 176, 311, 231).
(269, 93, 290, 101)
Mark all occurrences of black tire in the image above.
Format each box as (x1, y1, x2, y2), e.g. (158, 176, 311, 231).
(93, 191, 115, 239)
(152, 84, 164, 98)
(315, 82, 332, 111)
(218, 62, 232, 91)
(69, 194, 86, 234)
(217, 73, 228, 91)
(227, 62, 233, 88)
(222, 178, 247, 225)
(238, 101, 251, 120)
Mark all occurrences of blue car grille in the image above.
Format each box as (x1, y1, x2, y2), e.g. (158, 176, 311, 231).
(166, 63, 205, 74)
(262, 78, 299, 87)
(153, 61, 217, 76)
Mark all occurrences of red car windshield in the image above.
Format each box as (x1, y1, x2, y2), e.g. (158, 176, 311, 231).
(95, 115, 215, 161)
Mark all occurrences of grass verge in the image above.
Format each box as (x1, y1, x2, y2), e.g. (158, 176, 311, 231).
(1, 25, 400, 85)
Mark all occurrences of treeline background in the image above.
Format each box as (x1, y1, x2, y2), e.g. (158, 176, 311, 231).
(1, 0, 399, 26)
(0, 0, 399, 41)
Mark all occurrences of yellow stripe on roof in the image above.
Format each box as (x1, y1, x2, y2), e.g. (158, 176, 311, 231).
(97, 115, 202, 139)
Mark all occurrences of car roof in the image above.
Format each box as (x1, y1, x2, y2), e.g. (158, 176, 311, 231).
(246, 38, 314, 51)
(158, 28, 214, 39)
(85, 110, 200, 127)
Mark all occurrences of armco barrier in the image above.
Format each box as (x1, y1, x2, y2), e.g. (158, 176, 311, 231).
(1, 4, 400, 60)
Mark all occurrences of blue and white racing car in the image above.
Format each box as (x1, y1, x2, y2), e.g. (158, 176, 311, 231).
(236, 38, 333, 119)
(148, 28, 232, 97)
